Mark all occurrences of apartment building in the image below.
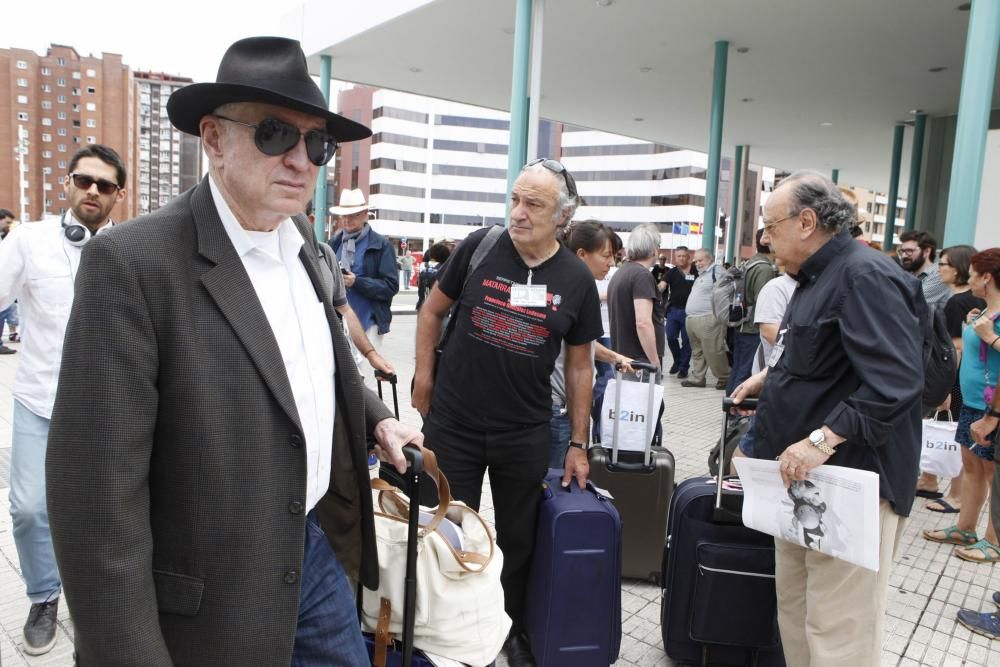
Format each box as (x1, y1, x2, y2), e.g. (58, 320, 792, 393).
(134, 72, 202, 215)
(1, 44, 135, 221)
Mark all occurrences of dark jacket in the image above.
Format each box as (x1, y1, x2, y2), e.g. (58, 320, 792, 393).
(46, 177, 391, 665)
(329, 226, 399, 335)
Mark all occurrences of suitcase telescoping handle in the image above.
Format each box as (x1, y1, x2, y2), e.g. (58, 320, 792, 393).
(611, 360, 659, 468)
(401, 444, 423, 667)
(375, 370, 400, 420)
(716, 397, 759, 510)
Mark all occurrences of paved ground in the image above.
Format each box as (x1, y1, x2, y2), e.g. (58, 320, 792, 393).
(0, 303, 999, 665)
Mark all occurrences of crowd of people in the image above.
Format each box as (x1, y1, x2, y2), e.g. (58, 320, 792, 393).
(0, 34, 997, 667)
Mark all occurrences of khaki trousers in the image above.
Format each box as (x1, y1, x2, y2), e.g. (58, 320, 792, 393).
(684, 313, 730, 384)
(775, 499, 905, 667)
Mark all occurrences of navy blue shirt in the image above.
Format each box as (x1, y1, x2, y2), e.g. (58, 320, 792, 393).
(753, 233, 925, 517)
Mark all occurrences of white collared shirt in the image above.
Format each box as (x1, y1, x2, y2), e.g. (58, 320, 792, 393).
(0, 212, 111, 419)
(210, 178, 336, 511)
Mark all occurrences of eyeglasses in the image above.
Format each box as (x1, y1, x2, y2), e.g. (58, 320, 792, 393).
(69, 173, 120, 195)
(762, 213, 797, 233)
(527, 158, 579, 200)
(214, 115, 338, 166)
(897, 246, 921, 255)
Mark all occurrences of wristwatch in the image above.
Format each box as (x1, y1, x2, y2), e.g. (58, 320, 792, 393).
(568, 441, 588, 451)
(807, 429, 836, 456)
(987, 408, 1000, 419)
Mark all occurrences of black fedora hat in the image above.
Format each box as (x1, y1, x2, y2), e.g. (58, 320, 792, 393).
(167, 36, 371, 142)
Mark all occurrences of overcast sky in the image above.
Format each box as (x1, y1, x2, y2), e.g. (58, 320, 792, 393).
(3, 0, 345, 88)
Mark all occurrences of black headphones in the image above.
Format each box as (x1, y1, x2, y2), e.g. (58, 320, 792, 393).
(61, 212, 91, 247)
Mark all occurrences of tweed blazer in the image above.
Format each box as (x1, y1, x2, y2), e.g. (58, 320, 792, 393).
(46, 176, 391, 666)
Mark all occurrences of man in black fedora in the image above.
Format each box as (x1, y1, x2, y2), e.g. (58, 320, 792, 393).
(46, 36, 421, 665)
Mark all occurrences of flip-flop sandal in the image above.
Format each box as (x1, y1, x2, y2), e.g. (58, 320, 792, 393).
(955, 540, 1000, 563)
(915, 489, 944, 499)
(923, 525, 978, 546)
(925, 499, 961, 513)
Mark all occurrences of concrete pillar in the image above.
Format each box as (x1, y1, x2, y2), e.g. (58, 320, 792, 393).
(882, 124, 905, 250)
(505, 0, 534, 223)
(725, 145, 743, 264)
(702, 40, 729, 252)
(944, 0, 1000, 247)
(313, 54, 332, 241)
(904, 113, 927, 233)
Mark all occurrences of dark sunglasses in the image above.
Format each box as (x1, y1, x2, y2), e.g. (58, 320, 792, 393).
(215, 115, 339, 166)
(527, 157, 578, 200)
(69, 173, 120, 195)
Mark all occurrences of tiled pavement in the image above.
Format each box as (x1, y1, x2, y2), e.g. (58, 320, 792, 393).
(0, 297, 999, 665)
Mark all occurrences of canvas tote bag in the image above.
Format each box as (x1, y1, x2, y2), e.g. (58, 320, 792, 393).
(362, 447, 511, 666)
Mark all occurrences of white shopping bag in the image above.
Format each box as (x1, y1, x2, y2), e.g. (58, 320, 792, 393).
(599, 377, 664, 453)
(920, 415, 963, 479)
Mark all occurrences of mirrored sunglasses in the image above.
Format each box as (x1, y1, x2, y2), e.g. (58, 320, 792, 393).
(215, 115, 339, 166)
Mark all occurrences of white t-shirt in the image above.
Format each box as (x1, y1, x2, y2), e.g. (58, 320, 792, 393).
(751, 274, 797, 374)
(596, 266, 617, 338)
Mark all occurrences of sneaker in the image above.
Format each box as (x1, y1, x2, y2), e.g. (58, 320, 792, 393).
(668, 364, 679, 375)
(680, 380, 706, 388)
(23, 597, 58, 655)
(677, 370, 688, 379)
(715, 380, 728, 390)
(0, 345, 16, 355)
(956, 608, 1000, 640)
(8, 332, 19, 342)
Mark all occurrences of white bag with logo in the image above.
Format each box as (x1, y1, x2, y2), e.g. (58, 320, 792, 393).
(599, 370, 664, 454)
(920, 413, 963, 479)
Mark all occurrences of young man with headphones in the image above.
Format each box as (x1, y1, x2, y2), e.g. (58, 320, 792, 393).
(0, 144, 126, 655)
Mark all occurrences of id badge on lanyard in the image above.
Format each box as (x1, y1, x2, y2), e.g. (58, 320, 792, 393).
(768, 328, 787, 368)
(510, 269, 547, 307)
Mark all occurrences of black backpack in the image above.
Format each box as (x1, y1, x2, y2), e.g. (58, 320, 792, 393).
(922, 304, 957, 416)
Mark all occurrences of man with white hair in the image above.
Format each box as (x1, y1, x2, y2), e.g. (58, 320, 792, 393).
(45, 37, 421, 665)
(608, 223, 664, 370)
(412, 158, 602, 666)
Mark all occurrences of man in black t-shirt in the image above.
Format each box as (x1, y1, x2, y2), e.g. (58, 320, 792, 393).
(663, 245, 697, 377)
(412, 160, 602, 666)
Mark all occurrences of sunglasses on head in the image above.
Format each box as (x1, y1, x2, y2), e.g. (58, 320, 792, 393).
(215, 115, 338, 166)
(69, 173, 120, 195)
(527, 157, 579, 200)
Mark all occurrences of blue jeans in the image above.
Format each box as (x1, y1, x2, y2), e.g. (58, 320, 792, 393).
(10, 399, 61, 603)
(727, 331, 761, 394)
(591, 336, 614, 442)
(665, 308, 691, 372)
(738, 415, 756, 457)
(549, 404, 571, 469)
(291, 511, 369, 666)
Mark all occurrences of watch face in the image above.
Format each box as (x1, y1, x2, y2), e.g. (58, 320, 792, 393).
(809, 430, 824, 444)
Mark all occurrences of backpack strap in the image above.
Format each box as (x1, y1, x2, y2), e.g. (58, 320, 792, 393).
(438, 225, 505, 350)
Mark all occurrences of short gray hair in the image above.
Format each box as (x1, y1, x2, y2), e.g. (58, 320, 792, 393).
(780, 170, 856, 234)
(626, 223, 661, 261)
(521, 162, 579, 224)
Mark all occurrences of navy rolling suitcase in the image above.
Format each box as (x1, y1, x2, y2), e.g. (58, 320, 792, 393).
(660, 398, 785, 667)
(588, 361, 674, 584)
(525, 470, 622, 666)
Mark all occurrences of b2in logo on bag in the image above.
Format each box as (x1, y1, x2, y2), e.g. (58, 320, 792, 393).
(924, 439, 958, 452)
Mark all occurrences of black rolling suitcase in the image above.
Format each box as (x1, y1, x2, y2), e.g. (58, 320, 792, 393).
(660, 398, 785, 667)
(362, 446, 436, 667)
(588, 361, 674, 583)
